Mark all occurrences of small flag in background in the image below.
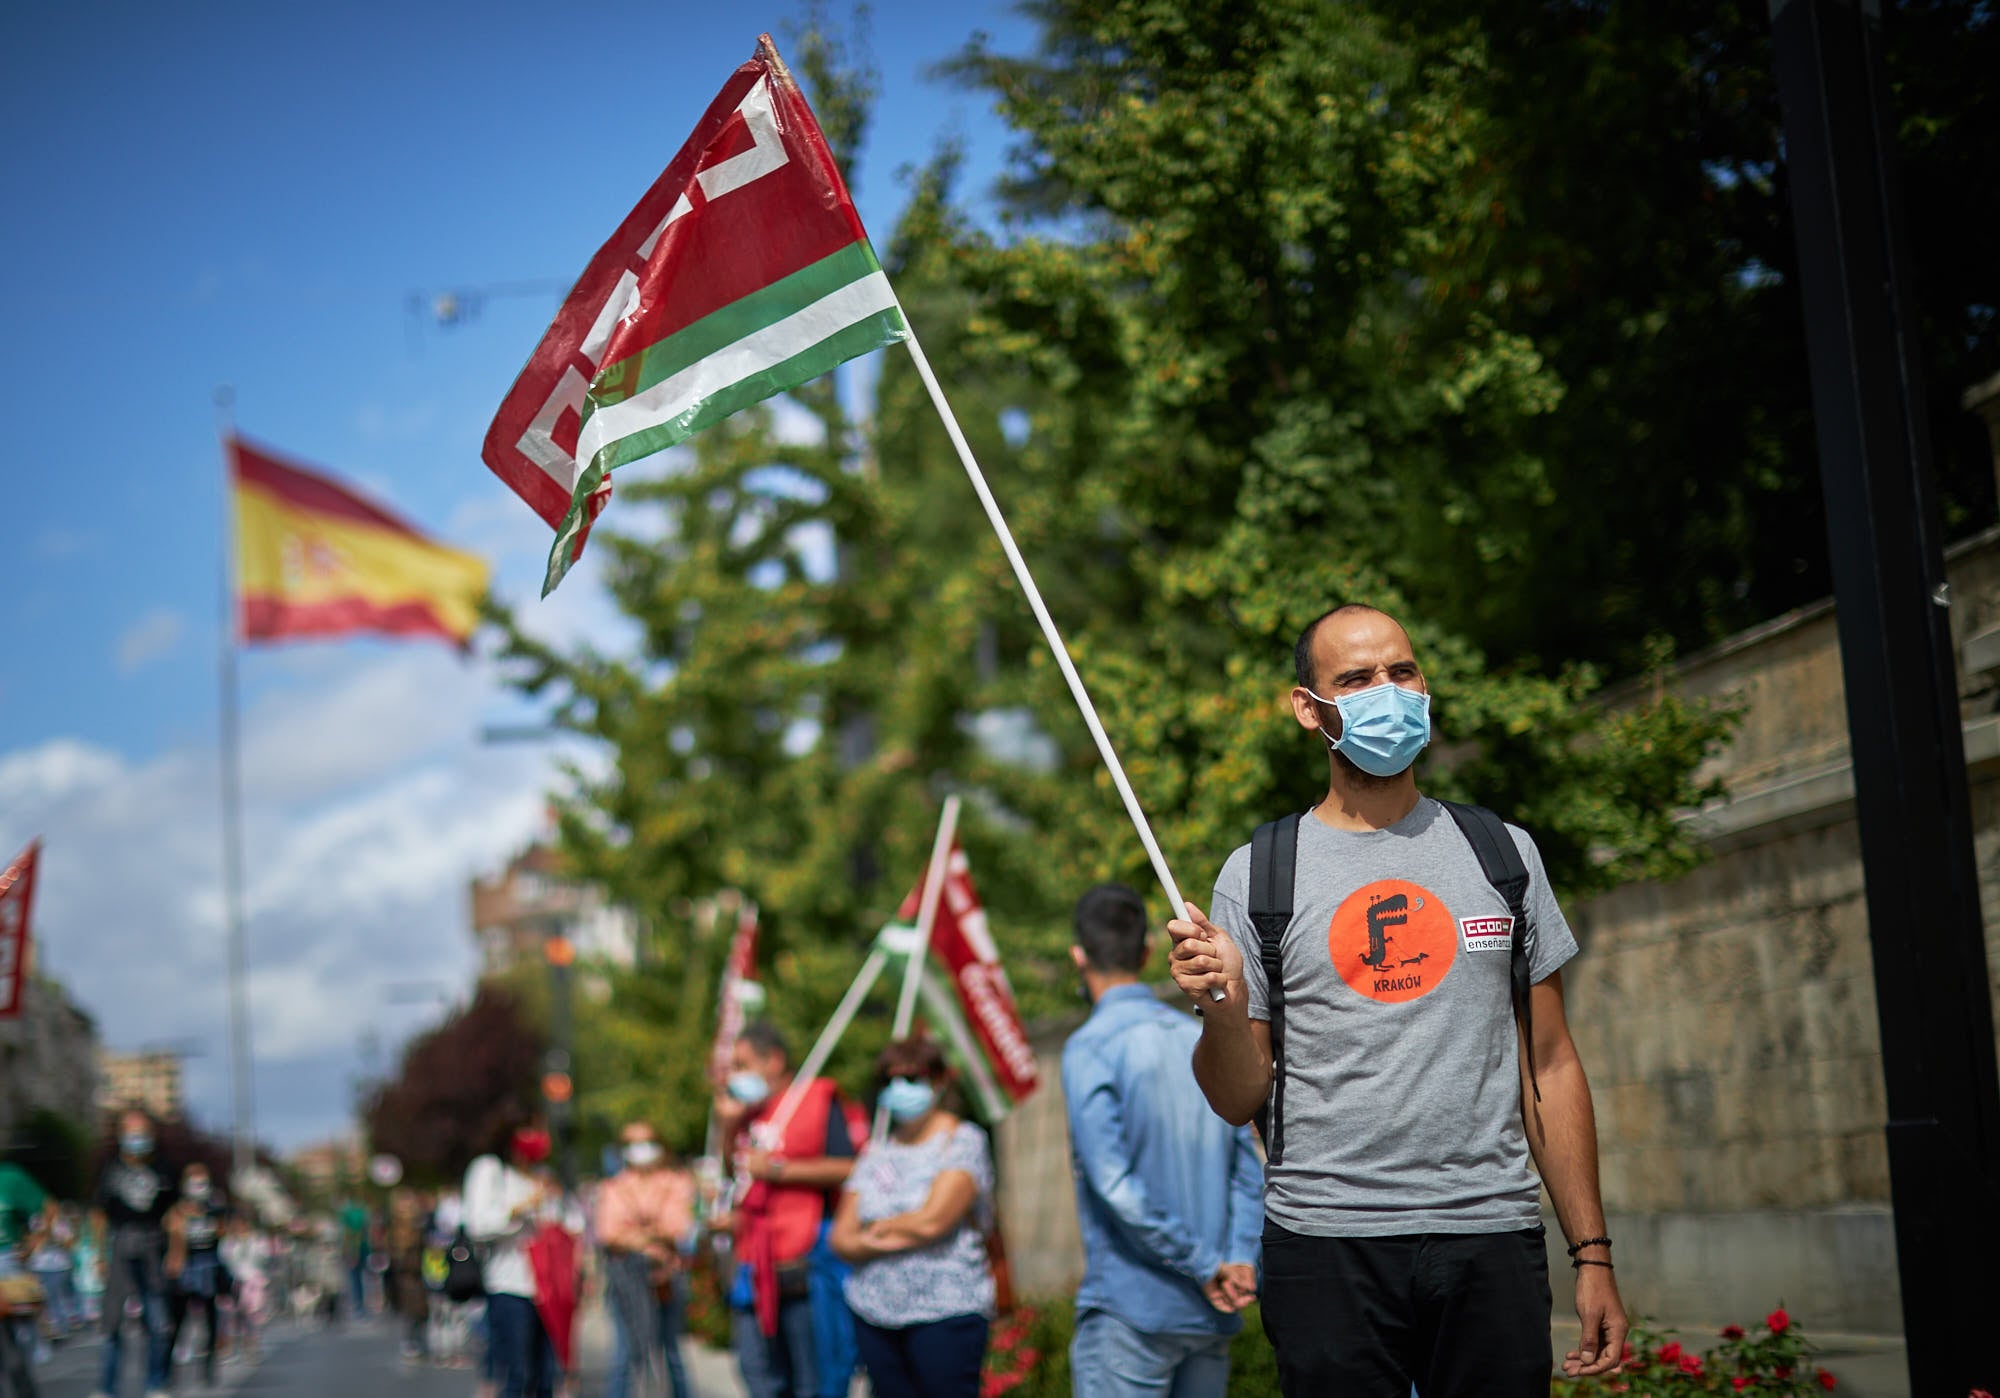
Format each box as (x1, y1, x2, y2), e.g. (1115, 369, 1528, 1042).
(889, 841, 1039, 1109)
(483, 34, 908, 595)
(0, 840, 40, 1020)
(232, 438, 491, 647)
(708, 902, 762, 1087)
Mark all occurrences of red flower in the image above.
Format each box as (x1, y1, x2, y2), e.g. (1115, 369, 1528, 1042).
(1721, 1323, 1746, 1340)
(1767, 1307, 1791, 1334)
(1776, 1365, 1794, 1380)
(1816, 1371, 1836, 1391)
(1660, 1341, 1684, 1363)
(1733, 1379, 1751, 1392)
(1680, 1353, 1704, 1376)
(1620, 1342, 1638, 1364)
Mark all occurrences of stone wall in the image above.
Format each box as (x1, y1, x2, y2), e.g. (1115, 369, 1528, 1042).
(991, 1016, 1088, 1300)
(1555, 525, 2000, 1334)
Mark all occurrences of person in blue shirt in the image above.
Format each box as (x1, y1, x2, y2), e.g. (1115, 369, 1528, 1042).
(1062, 883, 1263, 1397)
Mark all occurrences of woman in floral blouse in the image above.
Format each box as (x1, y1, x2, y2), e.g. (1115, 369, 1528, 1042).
(830, 1036, 995, 1398)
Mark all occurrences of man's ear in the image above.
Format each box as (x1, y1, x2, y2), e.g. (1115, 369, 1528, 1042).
(1291, 687, 1336, 737)
(1069, 945, 1090, 973)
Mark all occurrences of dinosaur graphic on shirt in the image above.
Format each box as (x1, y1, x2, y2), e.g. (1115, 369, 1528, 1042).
(1360, 892, 1408, 970)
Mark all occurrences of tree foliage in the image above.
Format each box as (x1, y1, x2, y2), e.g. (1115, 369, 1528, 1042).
(361, 984, 544, 1185)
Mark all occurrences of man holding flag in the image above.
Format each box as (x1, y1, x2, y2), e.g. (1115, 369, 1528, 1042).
(1167, 604, 1626, 1394)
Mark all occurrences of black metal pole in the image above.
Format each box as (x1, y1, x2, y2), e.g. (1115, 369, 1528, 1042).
(1767, 2, 2000, 1390)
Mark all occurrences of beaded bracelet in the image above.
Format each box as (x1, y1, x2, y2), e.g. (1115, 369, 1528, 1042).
(1565, 1235, 1613, 1257)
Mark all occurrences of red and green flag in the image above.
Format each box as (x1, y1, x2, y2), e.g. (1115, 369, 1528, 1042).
(483, 35, 908, 594)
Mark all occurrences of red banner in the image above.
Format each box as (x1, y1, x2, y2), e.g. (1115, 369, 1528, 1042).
(896, 842, 1039, 1105)
(0, 840, 40, 1019)
(709, 902, 760, 1085)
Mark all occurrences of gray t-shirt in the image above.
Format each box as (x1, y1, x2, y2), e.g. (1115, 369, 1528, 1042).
(1210, 797, 1577, 1237)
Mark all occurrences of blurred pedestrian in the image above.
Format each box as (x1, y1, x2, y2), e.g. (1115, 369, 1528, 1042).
(26, 1199, 79, 1341)
(163, 1162, 228, 1390)
(465, 1122, 564, 1398)
(713, 1020, 864, 1398)
(217, 1216, 267, 1362)
(337, 1196, 372, 1318)
(385, 1189, 431, 1362)
(1065, 883, 1264, 1397)
(830, 1037, 995, 1398)
(89, 1108, 176, 1398)
(71, 1217, 105, 1328)
(595, 1120, 695, 1398)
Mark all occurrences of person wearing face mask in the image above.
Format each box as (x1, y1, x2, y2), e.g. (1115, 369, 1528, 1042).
(163, 1163, 228, 1391)
(463, 1120, 565, 1398)
(594, 1121, 695, 1398)
(88, 1109, 176, 1398)
(1062, 883, 1264, 1398)
(712, 1019, 864, 1398)
(829, 1037, 994, 1398)
(1167, 603, 1626, 1396)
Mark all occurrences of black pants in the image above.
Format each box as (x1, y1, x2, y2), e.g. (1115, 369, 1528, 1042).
(852, 1314, 988, 1398)
(168, 1287, 221, 1383)
(1259, 1221, 1552, 1398)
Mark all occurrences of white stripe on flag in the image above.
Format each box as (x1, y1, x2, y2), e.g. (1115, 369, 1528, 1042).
(574, 271, 899, 474)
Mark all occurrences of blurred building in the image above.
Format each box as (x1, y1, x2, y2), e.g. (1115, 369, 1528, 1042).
(288, 1132, 366, 1199)
(469, 841, 639, 978)
(0, 972, 101, 1145)
(97, 1047, 187, 1121)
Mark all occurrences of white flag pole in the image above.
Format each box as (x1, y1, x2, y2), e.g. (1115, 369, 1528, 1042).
(895, 322, 1218, 997)
(891, 795, 962, 1041)
(873, 796, 963, 1141)
(765, 942, 893, 1143)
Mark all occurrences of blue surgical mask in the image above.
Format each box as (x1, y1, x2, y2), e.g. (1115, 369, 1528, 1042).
(1306, 681, 1431, 777)
(726, 1071, 771, 1106)
(879, 1078, 937, 1123)
(121, 1134, 153, 1158)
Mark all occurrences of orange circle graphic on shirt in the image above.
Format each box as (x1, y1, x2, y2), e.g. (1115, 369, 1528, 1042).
(1327, 880, 1457, 1003)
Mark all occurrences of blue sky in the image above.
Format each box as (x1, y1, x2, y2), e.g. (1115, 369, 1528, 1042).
(0, 0, 1035, 1151)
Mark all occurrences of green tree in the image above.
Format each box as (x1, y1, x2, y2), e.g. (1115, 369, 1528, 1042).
(928, 0, 1732, 896)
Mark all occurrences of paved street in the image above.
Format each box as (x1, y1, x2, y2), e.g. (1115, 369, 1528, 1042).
(20, 1306, 750, 1398)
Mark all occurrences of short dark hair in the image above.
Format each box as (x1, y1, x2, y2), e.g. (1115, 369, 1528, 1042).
(737, 1019, 790, 1067)
(875, 1036, 948, 1084)
(1294, 603, 1395, 691)
(1074, 883, 1149, 973)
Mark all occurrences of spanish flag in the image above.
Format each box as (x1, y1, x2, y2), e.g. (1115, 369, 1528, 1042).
(230, 437, 490, 647)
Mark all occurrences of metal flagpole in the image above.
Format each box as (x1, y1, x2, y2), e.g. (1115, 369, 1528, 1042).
(215, 388, 256, 1181)
(893, 320, 1219, 998)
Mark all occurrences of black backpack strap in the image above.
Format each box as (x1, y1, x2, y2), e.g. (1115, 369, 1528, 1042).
(1248, 812, 1303, 1164)
(1439, 801, 1541, 1103)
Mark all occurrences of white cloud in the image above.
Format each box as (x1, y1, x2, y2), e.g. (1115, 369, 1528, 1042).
(115, 608, 186, 675)
(0, 658, 580, 1149)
